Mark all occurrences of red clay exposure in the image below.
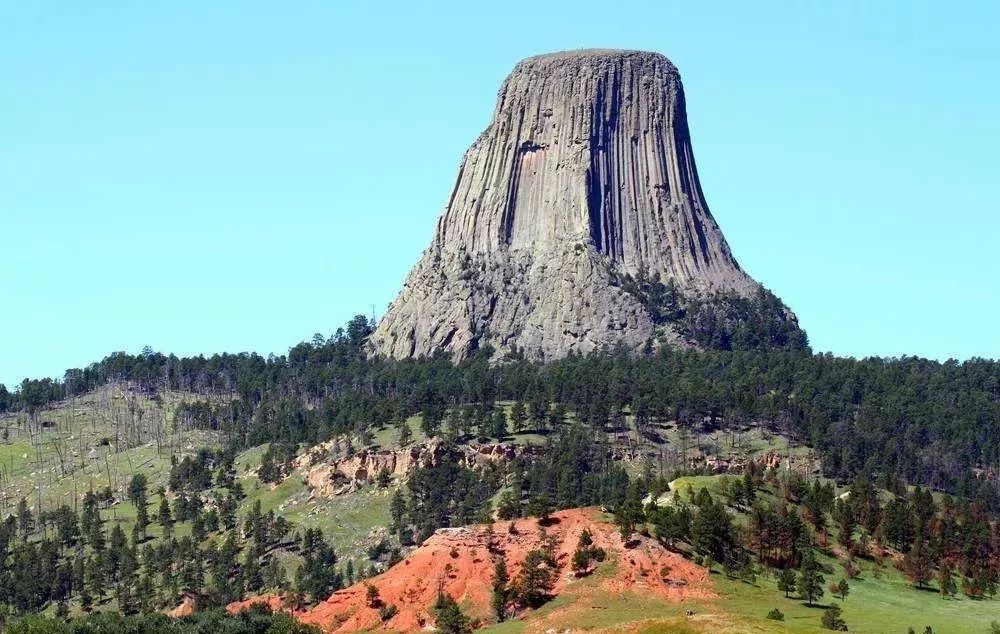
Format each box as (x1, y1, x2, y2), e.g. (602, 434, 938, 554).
(228, 507, 714, 632)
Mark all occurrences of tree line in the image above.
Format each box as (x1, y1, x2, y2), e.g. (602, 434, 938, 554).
(2, 315, 997, 508)
(3, 603, 318, 634)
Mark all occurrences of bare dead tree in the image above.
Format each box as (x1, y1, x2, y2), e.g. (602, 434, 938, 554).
(50, 437, 67, 476)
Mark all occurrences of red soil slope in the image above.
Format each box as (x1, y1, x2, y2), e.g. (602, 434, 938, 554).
(227, 593, 286, 615)
(230, 507, 713, 632)
(168, 594, 198, 618)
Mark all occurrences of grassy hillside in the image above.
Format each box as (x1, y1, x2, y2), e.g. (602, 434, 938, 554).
(476, 471, 997, 634)
(235, 444, 393, 563)
(499, 561, 998, 633)
(0, 385, 219, 515)
(711, 564, 997, 634)
(0, 386, 804, 541)
(4, 386, 993, 633)
(651, 474, 996, 634)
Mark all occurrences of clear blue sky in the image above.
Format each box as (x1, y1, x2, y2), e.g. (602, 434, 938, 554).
(2, 1, 998, 387)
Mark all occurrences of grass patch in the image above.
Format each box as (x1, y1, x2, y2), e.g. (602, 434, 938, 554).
(712, 559, 998, 633)
(235, 444, 393, 562)
(0, 386, 220, 517)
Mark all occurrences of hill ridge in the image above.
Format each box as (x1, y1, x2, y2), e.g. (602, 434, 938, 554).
(230, 507, 713, 632)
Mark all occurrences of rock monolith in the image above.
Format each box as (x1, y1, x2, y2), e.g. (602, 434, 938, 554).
(371, 49, 803, 360)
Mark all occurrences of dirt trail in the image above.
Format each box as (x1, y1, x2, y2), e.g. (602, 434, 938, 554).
(230, 507, 714, 632)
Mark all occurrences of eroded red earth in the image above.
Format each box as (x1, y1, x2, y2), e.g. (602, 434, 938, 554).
(229, 507, 714, 632)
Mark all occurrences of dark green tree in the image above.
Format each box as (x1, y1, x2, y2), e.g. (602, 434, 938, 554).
(492, 410, 507, 442)
(491, 559, 510, 621)
(937, 563, 956, 597)
(525, 494, 553, 523)
(433, 591, 471, 634)
(389, 489, 407, 533)
(903, 535, 932, 588)
(510, 401, 527, 433)
(128, 473, 148, 505)
(777, 568, 797, 598)
(798, 549, 825, 606)
(831, 578, 849, 601)
(821, 604, 847, 631)
(16, 498, 33, 540)
(398, 422, 413, 446)
(513, 549, 556, 608)
(158, 497, 173, 537)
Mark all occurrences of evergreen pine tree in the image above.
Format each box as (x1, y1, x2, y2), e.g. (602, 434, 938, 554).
(16, 498, 33, 540)
(158, 497, 172, 529)
(937, 563, 956, 597)
(491, 559, 509, 621)
(390, 489, 407, 534)
(903, 535, 932, 588)
(433, 591, 472, 634)
(492, 410, 507, 442)
(798, 549, 825, 606)
(777, 568, 797, 598)
(821, 604, 848, 631)
(398, 421, 413, 446)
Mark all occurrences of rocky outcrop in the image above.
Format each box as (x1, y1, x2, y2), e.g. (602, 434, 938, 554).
(371, 49, 800, 361)
(301, 439, 522, 497)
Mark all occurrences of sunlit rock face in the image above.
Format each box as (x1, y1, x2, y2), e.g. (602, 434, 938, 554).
(371, 49, 796, 360)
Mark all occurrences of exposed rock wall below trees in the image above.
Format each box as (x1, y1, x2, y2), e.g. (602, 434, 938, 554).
(295, 438, 522, 497)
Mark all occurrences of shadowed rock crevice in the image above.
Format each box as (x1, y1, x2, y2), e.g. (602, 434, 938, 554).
(371, 49, 803, 360)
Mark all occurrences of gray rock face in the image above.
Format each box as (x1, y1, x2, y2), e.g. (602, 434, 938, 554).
(371, 49, 789, 360)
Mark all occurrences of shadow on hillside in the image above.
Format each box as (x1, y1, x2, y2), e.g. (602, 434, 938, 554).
(799, 601, 833, 609)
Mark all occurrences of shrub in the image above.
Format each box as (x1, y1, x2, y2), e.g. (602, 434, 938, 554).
(571, 530, 607, 575)
(841, 558, 860, 579)
(766, 608, 784, 621)
(365, 584, 380, 608)
(367, 539, 391, 561)
(432, 592, 471, 634)
(821, 604, 848, 631)
(378, 604, 398, 622)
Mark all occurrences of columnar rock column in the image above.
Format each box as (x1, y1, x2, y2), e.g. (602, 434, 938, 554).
(370, 49, 790, 360)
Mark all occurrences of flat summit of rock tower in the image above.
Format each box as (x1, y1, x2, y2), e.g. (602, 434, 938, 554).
(371, 49, 806, 360)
